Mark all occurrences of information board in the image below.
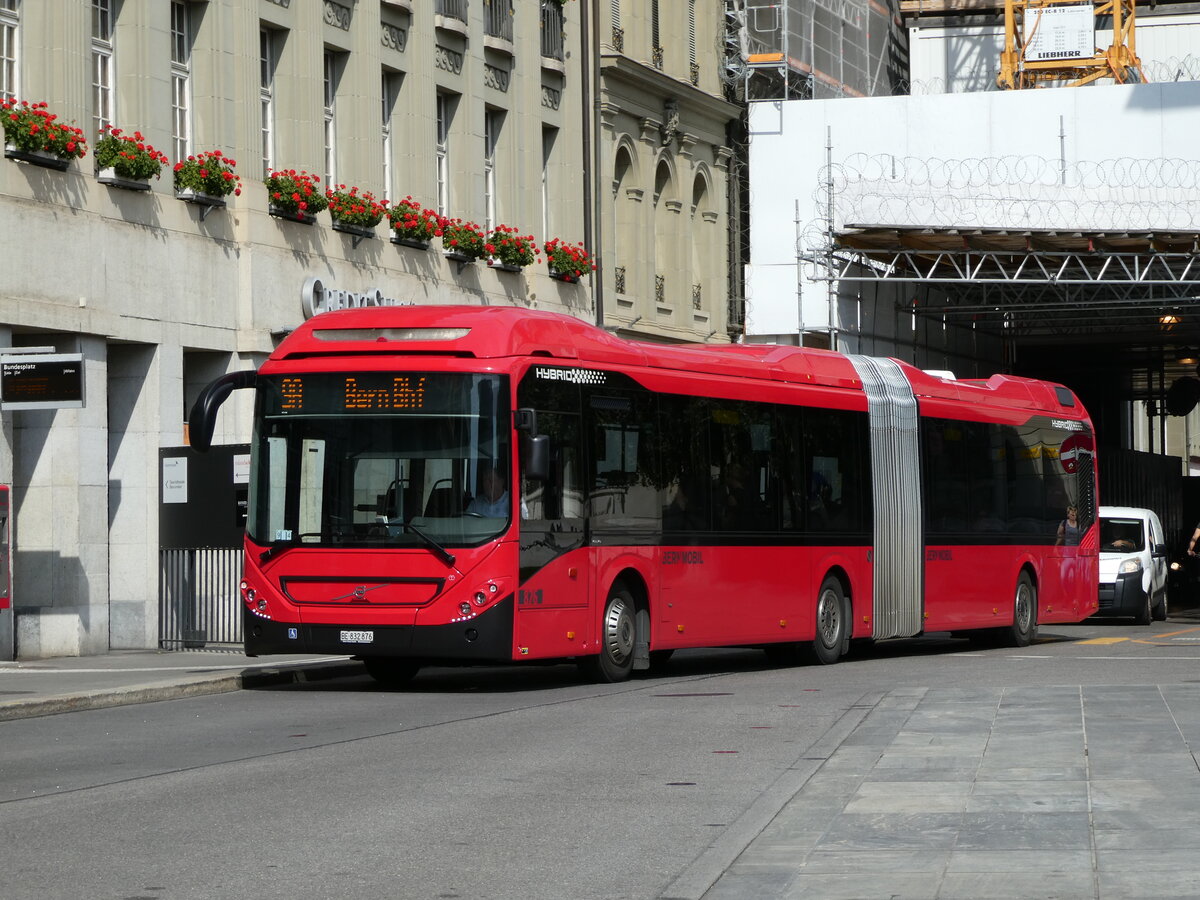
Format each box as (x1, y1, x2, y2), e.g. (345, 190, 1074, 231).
(0, 354, 85, 410)
(1025, 3, 1095, 62)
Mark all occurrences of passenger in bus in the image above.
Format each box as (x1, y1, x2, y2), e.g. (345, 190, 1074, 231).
(719, 463, 760, 530)
(1055, 505, 1080, 546)
(663, 480, 705, 531)
(467, 467, 514, 517)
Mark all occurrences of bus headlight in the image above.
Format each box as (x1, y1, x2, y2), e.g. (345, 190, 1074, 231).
(474, 591, 487, 606)
(1119, 558, 1142, 574)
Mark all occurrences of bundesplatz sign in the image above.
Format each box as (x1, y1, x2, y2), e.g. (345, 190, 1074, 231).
(0, 353, 85, 410)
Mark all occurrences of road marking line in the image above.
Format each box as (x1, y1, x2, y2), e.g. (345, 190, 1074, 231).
(1078, 637, 1128, 645)
(1156, 626, 1200, 638)
(1009, 655, 1200, 660)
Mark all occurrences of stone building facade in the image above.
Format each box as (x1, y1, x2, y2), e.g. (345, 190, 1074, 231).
(0, 0, 739, 659)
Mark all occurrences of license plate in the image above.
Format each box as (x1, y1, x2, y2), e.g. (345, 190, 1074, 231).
(340, 629, 374, 644)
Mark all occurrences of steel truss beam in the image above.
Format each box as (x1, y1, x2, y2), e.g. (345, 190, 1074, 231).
(816, 247, 1200, 288)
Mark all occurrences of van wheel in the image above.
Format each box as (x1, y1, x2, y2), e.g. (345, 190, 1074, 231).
(1005, 573, 1038, 647)
(579, 585, 636, 683)
(1153, 588, 1168, 622)
(1134, 590, 1152, 626)
(802, 576, 847, 665)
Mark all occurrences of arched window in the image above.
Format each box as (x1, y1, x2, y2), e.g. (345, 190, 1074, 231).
(692, 173, 709, 313)
(653, 159, 674, 307)
(612, 144, 635, 295)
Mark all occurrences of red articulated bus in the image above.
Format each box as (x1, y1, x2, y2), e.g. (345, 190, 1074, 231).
(189, 305, 1098, 684)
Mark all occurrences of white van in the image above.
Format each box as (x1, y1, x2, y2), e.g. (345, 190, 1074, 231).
(1096, 506, 1168, 623)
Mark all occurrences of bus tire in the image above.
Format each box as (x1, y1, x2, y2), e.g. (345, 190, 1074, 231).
(802, 576, 847, 665)
(363, 657, 420, 687)
(1005, 572, 1038, 647)
(580, 584, 637, 683)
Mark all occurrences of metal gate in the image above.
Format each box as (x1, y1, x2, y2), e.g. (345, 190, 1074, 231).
(158, 445, 249, 651)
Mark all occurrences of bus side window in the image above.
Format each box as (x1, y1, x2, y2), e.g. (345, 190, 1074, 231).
(521, 411, 582, 523)
(805, 408, 865, 534)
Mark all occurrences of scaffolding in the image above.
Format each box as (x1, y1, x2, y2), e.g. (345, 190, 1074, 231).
(726, 0, 906, 101)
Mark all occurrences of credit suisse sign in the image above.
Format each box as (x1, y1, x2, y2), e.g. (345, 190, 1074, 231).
(301, 276, 414, 319)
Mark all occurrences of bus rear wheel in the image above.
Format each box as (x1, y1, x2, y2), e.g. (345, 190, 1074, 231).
(802, 576, 847, 665)
(363, 657, 421, 687)
(580, 585, 637, 683)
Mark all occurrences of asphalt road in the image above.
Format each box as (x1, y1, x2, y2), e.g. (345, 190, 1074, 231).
(3, 614, 1200, 900)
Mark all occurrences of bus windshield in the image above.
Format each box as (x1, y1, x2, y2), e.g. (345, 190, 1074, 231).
(248, 372, 511, 550)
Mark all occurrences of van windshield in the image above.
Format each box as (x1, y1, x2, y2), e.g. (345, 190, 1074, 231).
(1099, 517, 1145, 553)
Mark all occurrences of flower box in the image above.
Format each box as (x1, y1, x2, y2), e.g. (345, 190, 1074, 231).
(1, 100, 88, 167)
(270, 204, 317, 225)
(97, 167, 151, 191)
(175, 188, 227, 208)
(392, 236, 431, 250)
(488, 260, 523, 273)
(388, 197, 444, 247)
(4, 143, 71, 171)
(332, 220, 377, 240)
(94, 127, 167, 185)
(549, 268, 581, 283)
(266, 169, 327, 221)
(173, 151, 242, 200)
(444, 249, 476, 264)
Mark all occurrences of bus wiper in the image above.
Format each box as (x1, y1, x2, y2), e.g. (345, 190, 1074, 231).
(258, 533, 318, 564)
(401, 519, 457, 568)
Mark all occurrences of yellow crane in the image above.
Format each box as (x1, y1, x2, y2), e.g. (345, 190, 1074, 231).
(997, 0, 1146, 89)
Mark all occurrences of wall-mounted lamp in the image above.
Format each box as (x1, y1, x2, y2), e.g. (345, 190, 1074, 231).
(1160, 313, 1183, 325)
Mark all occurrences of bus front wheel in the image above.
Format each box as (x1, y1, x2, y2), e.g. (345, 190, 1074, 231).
(803, 576, 847, 665)
(580, 585, 637, 683)
(1005, 572, 1038, 647)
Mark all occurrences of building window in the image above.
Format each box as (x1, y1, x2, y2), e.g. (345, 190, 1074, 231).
(323, 52, 339, 187)
(651, 0, 663, 69)
(92, 0, 115, 136)
(382, 71, 401, 202)
(611, 0, 623, 52)
(170, 0, 191, 161)
(688, 0, 699, 85)
(541, 126, 557, 239)
(436, 0, 467, 23)
(260, 27, 277, 177)
(435, 92, 455, 217)
(484, 0, 513, 42)
(540, 1, 563, 61)
(484, 107, 504, 231)
(0, 0, 18, 103)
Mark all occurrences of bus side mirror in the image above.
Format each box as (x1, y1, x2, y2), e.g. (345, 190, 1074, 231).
(188, 370, 257, 452)
(514, 408, 538, 435)
(524, 435, 550, 482)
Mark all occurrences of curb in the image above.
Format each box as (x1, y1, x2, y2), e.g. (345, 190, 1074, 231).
(0, 661, 364, 722)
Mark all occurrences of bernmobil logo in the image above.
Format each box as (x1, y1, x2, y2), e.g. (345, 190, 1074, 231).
(535, 367, 606, 385)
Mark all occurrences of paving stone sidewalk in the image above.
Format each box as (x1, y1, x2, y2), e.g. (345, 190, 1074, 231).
(698, 684, 1200, 900)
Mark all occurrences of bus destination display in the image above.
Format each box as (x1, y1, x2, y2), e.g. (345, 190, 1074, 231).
(0, 354, 85, 410)
(278, 374, 428, 413)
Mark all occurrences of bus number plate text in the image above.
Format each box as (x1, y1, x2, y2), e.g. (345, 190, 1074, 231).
(340, 630, 374, 644)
